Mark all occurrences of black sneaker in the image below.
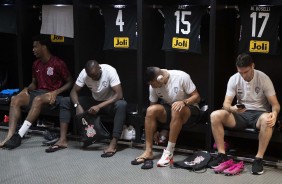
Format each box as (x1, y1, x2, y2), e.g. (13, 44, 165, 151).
(43, 130, 58, 141)
(4, 133, 22, 149)
(42, 138, 59, 146)
(252, 157, 264, 175)
(208, 153, 228, 168)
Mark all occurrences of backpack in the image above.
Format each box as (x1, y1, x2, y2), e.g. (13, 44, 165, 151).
(75, 112, 111, 147)
(173, 151, 211, 172)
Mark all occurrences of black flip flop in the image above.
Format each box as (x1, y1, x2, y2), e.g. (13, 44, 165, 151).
(141, 159, 154, 170)
(45, 145, 67, 153)
(101, 151, 116, 158)
(131, 157, 146, 165)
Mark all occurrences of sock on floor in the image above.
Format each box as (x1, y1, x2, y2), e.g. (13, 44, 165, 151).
(18, 120, 32, 137)
(166, 141, 175, 154)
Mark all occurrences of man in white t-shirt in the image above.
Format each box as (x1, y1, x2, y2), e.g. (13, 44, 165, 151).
(131, 67, 201, 169)
(208, 53, 280, 175)
(48, 60, 127, 157)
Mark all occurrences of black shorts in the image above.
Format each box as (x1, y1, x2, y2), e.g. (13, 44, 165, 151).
(158, 104, 201, 130)
(22, 89, 63, 112)
(232, 110, 267, 131)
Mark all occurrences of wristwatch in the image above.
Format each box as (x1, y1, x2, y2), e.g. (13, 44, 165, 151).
(74, 103, 80, 108)
(183, 100, 189, 106)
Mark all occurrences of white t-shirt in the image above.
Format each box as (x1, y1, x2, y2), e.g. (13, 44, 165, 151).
(76, 64, 121, 101)
(149, 70, 197, 105)
(226, 69, 276, 111)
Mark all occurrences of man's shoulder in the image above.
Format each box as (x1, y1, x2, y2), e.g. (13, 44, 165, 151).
(255, 70, 272, 81)
(169, 70, 187, 75)
(101, 64, 115, 69)
(50, 56, 65, 63)
(230, 72, 240, 79)
(255, 69, 268, 77)
(101, 64, 117, 73)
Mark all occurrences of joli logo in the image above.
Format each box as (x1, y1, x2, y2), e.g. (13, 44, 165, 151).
(249, 40, 269, 53)
(114, 37, 129, 48)
(172, 37, 189, 50)
(51, 35, 64, 43)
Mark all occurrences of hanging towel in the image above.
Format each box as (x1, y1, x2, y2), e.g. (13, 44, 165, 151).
(40, 5, 74, 38)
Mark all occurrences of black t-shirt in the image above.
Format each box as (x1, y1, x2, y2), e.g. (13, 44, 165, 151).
(102, 5, 137, 50)
(161, 5, 206, 53)
(238, 5, 281, 55)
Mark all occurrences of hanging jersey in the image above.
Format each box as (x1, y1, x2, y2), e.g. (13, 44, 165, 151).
(161, 5, 206, 53)
(238, 5, 281, 55)
(102, 5, 137, 50)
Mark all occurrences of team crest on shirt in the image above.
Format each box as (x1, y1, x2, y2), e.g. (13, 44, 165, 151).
(174, 87, 178, 94)
(47, 67, 54, 76)
(255, 87, 260, 94)
(102, 81, 108, 87)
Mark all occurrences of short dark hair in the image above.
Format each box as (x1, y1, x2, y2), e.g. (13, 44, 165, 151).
(85, 60, 99, 72)
(32, 34, 51, 50)
(145, 67, 158, 83)
(236, 53, 253, 67)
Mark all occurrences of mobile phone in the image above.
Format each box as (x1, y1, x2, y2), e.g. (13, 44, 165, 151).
(236, 104, 245, 109)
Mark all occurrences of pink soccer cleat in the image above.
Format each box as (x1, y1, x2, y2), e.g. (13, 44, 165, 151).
(223, 161, 244, 176)
(213, 159, 234, 174)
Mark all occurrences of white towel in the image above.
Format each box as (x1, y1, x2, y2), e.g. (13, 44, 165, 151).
(40, 5, 74, 38)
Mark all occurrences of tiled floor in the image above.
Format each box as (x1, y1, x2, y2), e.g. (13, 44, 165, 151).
(1, 130, 282, 184)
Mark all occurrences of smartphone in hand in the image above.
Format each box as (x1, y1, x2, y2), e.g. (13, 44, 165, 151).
(236, 104, 245, 109)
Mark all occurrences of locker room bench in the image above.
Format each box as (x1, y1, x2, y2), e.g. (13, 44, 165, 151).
(224, 124, 282, 143)
(222, 123, 282, 168)
(132, 99, 211, 151)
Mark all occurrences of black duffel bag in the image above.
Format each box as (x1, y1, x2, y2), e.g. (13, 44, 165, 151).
(75, 112, 110, 148)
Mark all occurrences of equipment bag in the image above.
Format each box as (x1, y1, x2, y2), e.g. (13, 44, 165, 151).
(173, 151, 211, 172)
(75, 112, 110, 147)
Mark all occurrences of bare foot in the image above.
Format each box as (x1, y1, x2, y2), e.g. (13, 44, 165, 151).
(0, 137, 11, 148)
(53, 139, 68, 148)
(136, 151, 154, 161)
(103, 138, 117, 153)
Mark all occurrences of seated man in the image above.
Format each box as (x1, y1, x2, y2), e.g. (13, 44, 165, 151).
(0, 35, 73, 149)
(209, 53, 280, 175)
(49, 60, 127, 156)
(131, 66, 201, 169)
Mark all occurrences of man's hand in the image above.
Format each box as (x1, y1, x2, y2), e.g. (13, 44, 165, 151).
(234, 105, 246, 113)
(224, 105, 246, 113)
(47, 91, 58, 105)
(172, 101, 185, 112)
(76, 105, 84, 115)
(266, 112, 277, 128)
(88, 105, 101, 115)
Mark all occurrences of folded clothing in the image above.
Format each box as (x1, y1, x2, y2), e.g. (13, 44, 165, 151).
(0, 89, 19, 95)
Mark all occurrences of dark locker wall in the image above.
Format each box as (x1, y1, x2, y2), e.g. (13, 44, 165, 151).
(214, 8, 238, 109)
(75, 1, 104, 71)
(142, 3, 166, 106)
(0, 33, 18, 89)
(19, 2, 42, 87)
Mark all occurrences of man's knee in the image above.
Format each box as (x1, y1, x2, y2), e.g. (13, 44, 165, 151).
(31, 96, 45, 106)
(60, 97, 72, 109)
(145, 105, 159, 118)
(210, 110, 223, 125)
(10, 95, 19, 106)
(59, 97, 72, 123)
(10, 95, 26, 106)
(115, 100, 127, 109)
(258, 113, 273, 130)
